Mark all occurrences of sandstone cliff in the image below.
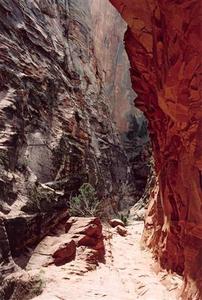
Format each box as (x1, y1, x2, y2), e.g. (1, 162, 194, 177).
(0, 0, 150, 283)
(110, 0, 202, 299)
(90, 0, 151, 202)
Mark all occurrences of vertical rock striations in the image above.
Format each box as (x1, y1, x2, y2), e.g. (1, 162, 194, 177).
(109, 0, 202, 298)
(0, 0, 149, 281)
(90, 0, 136, 132)
(90, 0, 151, 202)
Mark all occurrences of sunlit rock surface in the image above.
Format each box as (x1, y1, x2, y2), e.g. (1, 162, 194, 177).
(110, 0, 202, 298)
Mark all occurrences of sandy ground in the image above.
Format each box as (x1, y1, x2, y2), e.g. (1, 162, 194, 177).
(33, 221, 183, 300)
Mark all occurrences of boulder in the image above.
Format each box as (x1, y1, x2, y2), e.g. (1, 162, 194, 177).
(52, 240, 76, 266)
(116, 225, 127, 237)
(27, 235, 76, 268)
(109, 219, 125, 228)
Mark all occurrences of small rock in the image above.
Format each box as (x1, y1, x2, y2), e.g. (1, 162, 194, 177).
(52, 239, 76, 265)
(116, 225, 127, 236)
(109, 219, 125, 228)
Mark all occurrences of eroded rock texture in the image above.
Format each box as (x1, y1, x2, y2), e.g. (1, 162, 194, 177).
(0, 0, 150, 283)
(110, 0, 202, 298)
(90, 0, 151, 203)
(0, 0, 122, 275)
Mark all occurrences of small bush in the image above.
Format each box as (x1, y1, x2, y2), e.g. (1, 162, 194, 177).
(119, 213, 128, 226)
(69, 183, 100, 217)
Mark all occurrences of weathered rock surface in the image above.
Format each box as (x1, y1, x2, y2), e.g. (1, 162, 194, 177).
(116, 225, 127, 237)
(0, 0, 150, 282)
(90, 0, 137, 131)
(26, 217, 105, 272)
(109, 218, 125, 228)
(0, 270, 44, 300)
(52, 239, 76, 266)
(110, 0, 202, 298)
(130, 157, 156, 221)
(90, 0, 151, 204)
(66, 217, 105, 262)
(4, 210, 69, 256)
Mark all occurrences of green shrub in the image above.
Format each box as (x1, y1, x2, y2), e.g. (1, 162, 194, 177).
(119, 213, 128, 226)
(69, 183, 100, 217)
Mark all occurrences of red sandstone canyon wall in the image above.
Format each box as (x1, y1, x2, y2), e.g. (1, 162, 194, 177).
(109, 0, 202, 299)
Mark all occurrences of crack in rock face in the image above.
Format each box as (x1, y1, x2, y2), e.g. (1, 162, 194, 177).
(109, 0, 202, 299)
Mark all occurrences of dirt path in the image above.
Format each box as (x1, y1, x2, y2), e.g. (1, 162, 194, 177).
(33, 221, 182, 300)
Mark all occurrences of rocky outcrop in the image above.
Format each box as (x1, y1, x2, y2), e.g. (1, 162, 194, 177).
(66, 217, 105, 263)
(110, 0, 202, 298)
(26, 217, 104, 270)
(0, 217, 105, 299)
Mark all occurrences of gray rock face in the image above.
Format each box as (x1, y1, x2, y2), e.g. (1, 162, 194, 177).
(0, 0, 131, 214)
(0, 0, 150, 281)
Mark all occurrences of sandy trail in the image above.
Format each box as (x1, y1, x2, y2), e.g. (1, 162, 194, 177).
(33, 221, 182, 300)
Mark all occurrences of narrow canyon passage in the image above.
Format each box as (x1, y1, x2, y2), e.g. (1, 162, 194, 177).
(0, 0, 201, 299)
(31, 220, 182, 300)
